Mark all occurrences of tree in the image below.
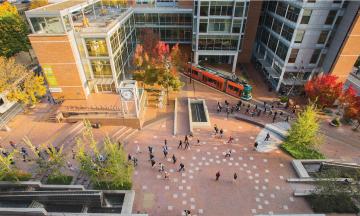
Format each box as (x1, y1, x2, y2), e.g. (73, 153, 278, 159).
(0, 149, 30, 181)
(282, 104, 324, 159)
(76, 120, 133, 189)
(137, 28, 160, 57)
(304, 75, 343, 108)
(23, 137, 66, 178)
(339, 85, 360, 123)
(0, 57, 47, 106)
(0, 2, 30, 58)
(29, 0, 49, 9)
(102, 0, 127, 7)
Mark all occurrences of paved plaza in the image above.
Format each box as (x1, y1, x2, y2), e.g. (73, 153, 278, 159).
(126, 114, 312, 216)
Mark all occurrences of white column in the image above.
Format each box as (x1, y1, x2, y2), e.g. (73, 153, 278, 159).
(232, 53, 238, 73)
(194, 52, 199, 65)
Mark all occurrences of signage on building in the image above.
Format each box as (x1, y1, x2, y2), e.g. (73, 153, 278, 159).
(49, 88, 63, 93)
(43, 65, 59, 88)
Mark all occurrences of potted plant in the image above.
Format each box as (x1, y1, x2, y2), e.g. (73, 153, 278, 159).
(330, 117, 340, 127)
(279, 96, 289, 107)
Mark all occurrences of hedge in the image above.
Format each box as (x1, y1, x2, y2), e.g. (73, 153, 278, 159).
(281, 144, 325, 159)
(93, 180, 132, 190)
(46, 174, 73, 185)
(306, 194, 359, 213)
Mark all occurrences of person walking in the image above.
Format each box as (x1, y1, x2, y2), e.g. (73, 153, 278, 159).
(178, 163, 185, 172)
(197, 139, 200, 145)
(225, 149, 232, 158)
(149, 153, 155, 161)
(214, 124, 219, 135)
(215, 171, 220, 181)
(184, 140, 190, 150)
(148, 146, 153, 154)
(254, 142, 258, 150)
(158, 163, 165, 172)
(136, 145, 141, 154)
(132, 157, 138, 167)
(227, 136, 234, 144)
(164, 171, 170, 180)
(286, 115, 290, 122)
(172, 154, 177, 164)
(233, 172, 238, 183)
(178, 140, 183, 149)
(151, 159, 156, 168)
(219, 129, 224, 138)
(184, 135, 189, 143)
(163, 146, 168, 158)
(226, 108, 230, 119)
(265, 133, 270, 141)
(9, 141, 16, 149)
(184, 210, 191, 216)
(128, 154, 132, 161)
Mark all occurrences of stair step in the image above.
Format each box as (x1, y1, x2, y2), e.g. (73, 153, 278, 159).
(123, 129, 138, 142)
(115, 128, 133, 141)
(111, 126, 127, 139)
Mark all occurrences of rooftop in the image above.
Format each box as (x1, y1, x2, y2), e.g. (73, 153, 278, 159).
(29, 0, 88, 12)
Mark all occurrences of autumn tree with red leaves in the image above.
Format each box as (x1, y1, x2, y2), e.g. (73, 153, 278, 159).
(304, 75, 343, 108)
(132, 41, 184, 104)
(339, 85, 360, 125)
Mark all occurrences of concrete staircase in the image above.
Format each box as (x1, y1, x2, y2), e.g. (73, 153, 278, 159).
(110, 126, 138, 144)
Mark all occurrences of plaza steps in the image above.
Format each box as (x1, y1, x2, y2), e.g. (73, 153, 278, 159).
(110, 126, 138, 145)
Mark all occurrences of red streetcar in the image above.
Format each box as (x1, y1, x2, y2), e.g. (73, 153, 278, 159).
(185, 64, 245, 98)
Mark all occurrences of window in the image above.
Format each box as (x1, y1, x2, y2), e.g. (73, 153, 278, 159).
(294, 30, 305, 43)
(261, 29, 270, 45)
(335, 15, 343, 26)
(281, 24, 294, 41)
(85, 38, 108, 57)
(264, 14, 273, 28)
(310, 49, 321, 64)
(276, 2, 287, 17)
(272, 19, 283, 35)
(317, 30, 329, 44)
(268, 35, 278, 53)
(325, 10, 337, 25)
(232, 20, 241, 33)
(268, 1, 277, 13)
(210, 1, 233, 16)
(208, 19, 231, 32)
(199, 19, 207, 32)
(276, 41, 288, 61)
(288, 49, 299, 63)
(200, 1, 209, 16)
(307, 0, 316, 2)
(286, 6, 300, 22)
(333, 0, 342, 3)
(91, 60, 112, 78)
(301, 9, 312, 24)
(234, 2, 244, 17)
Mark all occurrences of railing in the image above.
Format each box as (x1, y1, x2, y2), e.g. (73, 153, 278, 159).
(0, 103, 23, 130)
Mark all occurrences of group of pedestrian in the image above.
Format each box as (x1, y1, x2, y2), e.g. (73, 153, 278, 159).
(213, 124, 224, 138)
(178, 135, 190, 149)
(215, 171, 238, 183)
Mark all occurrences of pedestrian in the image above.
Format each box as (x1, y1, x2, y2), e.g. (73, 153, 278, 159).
(178, 163, 185, 172)
(286, 115, 290, 122)
(231, 106, 234, 114)
(219, 129, 223, 138)
(272, 114, 276, 123)
(163, 148, 168, 158)
(128, 154, 132, 161)
(164, 139, 167, 146)
(257, 109, 261, 117)
(263, 101, 266, 107)
(9, 141, 16, 149)
(172, 154, 177, 164)
(118, 141, 122, 149)
(255, 104, 258, 110)
(233, 172, 238, 183)
(197, 139, 200, 145)
(184, 141, 190, 150)
(214, 124, 219, 135)
(164, 171, 170, 180)
(72, 149, 76, 159)
(151, 159, 156, 168)
(227, 136, 234, 144)
(178, 140, 183, 149)
(226, 108, 230, 119)
(225, 149, 232, 158)
(148, 146, 153, 154)
(158, 163, 164, 172)
(254, 142, 258, 150)
(184, 210, 191, 216)
(149, 153, 155, 161)
(132, 157, 138, 167)
(21, 147, 27, 162)
(184, 135, 188, 143)
(225, 100, 229, 106)
(215, 171, 220, 181)
(265, 133, 270, 141)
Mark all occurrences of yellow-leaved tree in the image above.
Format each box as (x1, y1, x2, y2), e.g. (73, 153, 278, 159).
(0, 57, 47, 106)
(29, 0, 49, 10)
(102, 0, 127, 7)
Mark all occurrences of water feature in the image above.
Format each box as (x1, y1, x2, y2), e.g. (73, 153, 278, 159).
(188, 99, 211, 132)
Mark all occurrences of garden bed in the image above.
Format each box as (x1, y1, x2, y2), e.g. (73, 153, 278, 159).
(46, 175, 73, 185)
(93, 180, 132, 190)
(306, 194, 359, 213)
(0, 171, 31, 181)
(281, 144, 325, 159)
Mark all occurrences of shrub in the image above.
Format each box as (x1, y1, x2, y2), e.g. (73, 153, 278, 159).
(279, 96, 289, 103)
(306, 194, 359, 213)
(93, 180, 132, 190)
(281, 144, 325, 159)
(46, 174, 73, 185)
(0, 170, 32, 181)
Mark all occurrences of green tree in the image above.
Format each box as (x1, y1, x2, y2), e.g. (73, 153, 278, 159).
(0, 57, 47, 106)
(23, 137, 66, 178)
(76, 120, 133, 189)
(282, 104, 324, 159)
(0, 149, 31, 181)
(0, 2, 30, 58)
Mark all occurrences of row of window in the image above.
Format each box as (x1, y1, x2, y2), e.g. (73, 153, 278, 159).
(263, 14, 294, 41)
(194, 1, 248, 17)
(198, 18, 246, 34)
(266, 1, 300, 23)
(136, 27, 192, 42)
(134, 13, 192, 26)
(197, 35, 239, 51)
